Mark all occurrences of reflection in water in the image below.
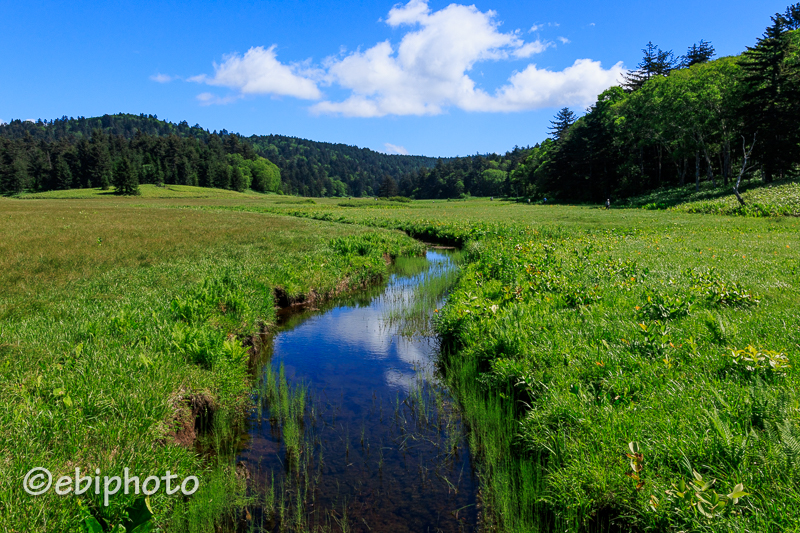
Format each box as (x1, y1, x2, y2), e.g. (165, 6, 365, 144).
(239, 251, 477, 532)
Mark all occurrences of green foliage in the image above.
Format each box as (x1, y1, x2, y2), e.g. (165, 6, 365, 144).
(255, 198, 800, 531)
(728, 345, 791, 376)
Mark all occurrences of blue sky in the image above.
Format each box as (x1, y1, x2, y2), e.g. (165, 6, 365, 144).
(0, 0, 789, 156)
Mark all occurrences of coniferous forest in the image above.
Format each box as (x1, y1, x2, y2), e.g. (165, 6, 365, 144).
(2, 6, 799, 201)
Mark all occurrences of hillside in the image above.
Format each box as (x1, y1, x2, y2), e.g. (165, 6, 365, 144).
(0, 114, 443, 197)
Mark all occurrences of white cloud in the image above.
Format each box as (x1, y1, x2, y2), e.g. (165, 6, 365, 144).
(0, 119, 5, 126)
(311, 1, 621, 117)
(313, 1, 560, 117)
(24, 119, 35, 123)
(514, 40, 551, 58)
(187, 1, 622, 116)
(384, 143, 409, 155)
(191, 45, 321, 101)
(529, 23, 542, 32)
(196, 92, 242, 106)
(150, 73, 175, 83)
(467, 59, 626, 112)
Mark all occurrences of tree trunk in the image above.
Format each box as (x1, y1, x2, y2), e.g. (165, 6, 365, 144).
(702, 147, 716, 187)
(723, 139, 731, 186)
(657, 145, 662, 188)
(695, 151, 700, 192)
(680, 157, 687, 186)
(733, 134, 756, 206)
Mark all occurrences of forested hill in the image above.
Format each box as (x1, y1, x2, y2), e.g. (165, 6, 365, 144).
(0, 114, 443, 196)
(400, 4, 800, 203)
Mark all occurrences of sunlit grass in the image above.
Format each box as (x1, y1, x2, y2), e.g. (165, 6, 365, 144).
(0, 196, 423, 531)
(234, 196, 800, 532)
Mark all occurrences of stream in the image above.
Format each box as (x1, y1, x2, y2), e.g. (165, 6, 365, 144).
(239, 249, 479, 532)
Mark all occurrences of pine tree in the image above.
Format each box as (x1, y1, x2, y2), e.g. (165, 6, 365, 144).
(782, 3, 800, 30)
(113, 157, 140, 195)
(681, 40, 715, 68)
(548, 108, 577, 141)
(52, 153, 72, 190)
(623, 42, 678, 91)
(378, 175, 399, 197)
(740, 14, 800, 181)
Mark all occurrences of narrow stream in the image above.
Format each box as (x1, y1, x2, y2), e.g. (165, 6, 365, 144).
(239, 250, 478, 532)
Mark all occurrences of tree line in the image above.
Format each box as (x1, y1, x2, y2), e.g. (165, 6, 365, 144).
(0, 121, 281, 195)
(0, 114, 442, 196)
(508, 5, 800, 203)
(5, 4, 797, 201)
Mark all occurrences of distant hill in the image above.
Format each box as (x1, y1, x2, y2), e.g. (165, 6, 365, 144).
(0, 114, 443, 196)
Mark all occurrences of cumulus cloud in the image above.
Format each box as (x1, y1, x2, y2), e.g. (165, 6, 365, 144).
(384, 143, 409, 155)
(191, 45, 321, 102)
(188, 1, 622, 115)
(150, 73, 175, 83)
(463, 59, 625, 112)
(311, 1, 620, 117)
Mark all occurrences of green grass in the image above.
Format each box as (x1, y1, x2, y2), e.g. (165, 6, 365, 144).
(626, 179, 800, 217)
(215, 197, 800, 532)
(6, 192, 799, 531)
(0, 196, 423, 532)
(13, 184, 270, 200)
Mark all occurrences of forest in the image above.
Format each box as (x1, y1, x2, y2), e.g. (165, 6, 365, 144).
(509, 6, 800, 202)
(2, 5, 799, 201)
(0, 114, 441, 197)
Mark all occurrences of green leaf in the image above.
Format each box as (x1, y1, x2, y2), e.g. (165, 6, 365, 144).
(696, 502, 714, 518)
(83, 517, 103, 533)
(63, 396, 73, 408)
(701, 479, 715, 492)
(131, 521, 154, 533)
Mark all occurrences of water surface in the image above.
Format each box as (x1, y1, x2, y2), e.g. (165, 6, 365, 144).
(240, 250, 478, 532)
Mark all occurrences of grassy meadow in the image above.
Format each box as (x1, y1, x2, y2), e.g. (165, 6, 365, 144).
(3, 188, 799, 532)
(199, 195, 800, 532)
(0, 190, 424, 532)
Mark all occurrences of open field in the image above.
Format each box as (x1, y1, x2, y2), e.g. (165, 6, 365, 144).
(192, 196, 800, 532)
(12, 184, 270, 200)
(0, 195, 423, 531)
(3, 192, 799, 532)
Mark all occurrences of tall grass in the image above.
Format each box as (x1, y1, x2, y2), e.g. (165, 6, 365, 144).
(0, 196, 423, 531)
(241, 197, 800, 532)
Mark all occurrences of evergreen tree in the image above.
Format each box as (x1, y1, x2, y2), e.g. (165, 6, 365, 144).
(231, 165, 245, 192)
(378, 175, 399, 197)
(51, 153, 73, 190)
(681, 40, 716, 68)
(91, 130, 113, 190)
(548, 108, 577, 141)
(113, 157, 140, 195)
(623, 42, 678, 91)
(782, 2, 800, 29)
(740, 14, 800, 181)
